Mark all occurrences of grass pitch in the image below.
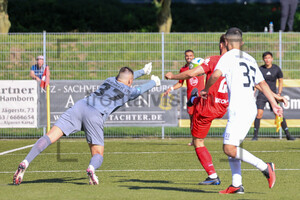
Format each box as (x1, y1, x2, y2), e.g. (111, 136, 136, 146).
(0, 138, 299, 200)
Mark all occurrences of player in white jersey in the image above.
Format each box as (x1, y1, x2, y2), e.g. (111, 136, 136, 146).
(200, 28, 283, 194)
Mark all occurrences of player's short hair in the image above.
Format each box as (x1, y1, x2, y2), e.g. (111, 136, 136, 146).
(116, 66, 134, 80)
(262, 51, 273, 58)
(225, 27, 243, 42)
(220, 34, 226, 44)
(185, 49, 194, 54)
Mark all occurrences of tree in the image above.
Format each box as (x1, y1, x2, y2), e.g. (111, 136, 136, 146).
(154, 0, 172, 33)
(0, 0, 10, 33)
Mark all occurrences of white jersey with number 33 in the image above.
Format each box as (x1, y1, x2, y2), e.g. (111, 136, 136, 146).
(215, 49, 264, 113)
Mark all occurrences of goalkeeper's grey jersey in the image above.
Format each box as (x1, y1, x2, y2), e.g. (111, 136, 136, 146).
(83, 77, 141, 120)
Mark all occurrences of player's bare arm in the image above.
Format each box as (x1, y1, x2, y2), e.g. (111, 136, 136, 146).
(278, 78, 283, 95)
(165, 66, 205, 80)
(163, 82, 183, 96)
(258, 80, 283, 117)
(200, 69, 222, 99)
(255, 84, 287, 106)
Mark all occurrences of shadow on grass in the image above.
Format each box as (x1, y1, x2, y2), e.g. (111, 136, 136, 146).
(120, 185, 215, 193)
(118, 179, 172, 184)
(12, 177, 87, 185)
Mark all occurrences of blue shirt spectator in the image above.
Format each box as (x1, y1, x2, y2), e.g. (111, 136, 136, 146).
(30, 55, 45, 81)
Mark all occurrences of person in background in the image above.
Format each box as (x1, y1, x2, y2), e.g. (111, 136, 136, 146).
(30, 55, 45, 81)
(163, 50, 205, 146)
(280, 0, 298, 32)
(252, 51, 295, 141)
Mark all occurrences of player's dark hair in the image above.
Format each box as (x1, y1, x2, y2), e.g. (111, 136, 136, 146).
(185, 49, 194, 54)
(116, 66, 134, 80)
(220, 34, 226, 44)
(225, 27, 243, 43)
(226, 27, 243, 37)
(262, 51, 273, 58)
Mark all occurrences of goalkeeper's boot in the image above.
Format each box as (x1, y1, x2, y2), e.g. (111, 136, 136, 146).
(198, 177, 221, 185)
(86, 166, 99, 185)
(262, 162, 276, 188)
(219, 185, 244, 194)
(13, 160, 28, 185)
(187, 88, 198, 107)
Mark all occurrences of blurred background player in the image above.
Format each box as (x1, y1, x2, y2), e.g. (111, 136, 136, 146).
(30, 55, 46, 81)
(163, 49, 204, 146)
(201, 27, 283, 194)
(164, 34, 228, 185)
(13, 63, 160, 186)
(252, 51, 295, 141)
(280, 0, 298, 32)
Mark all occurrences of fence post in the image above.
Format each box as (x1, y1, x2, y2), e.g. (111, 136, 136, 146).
(279, 30, 283, 140)
(43, 30, 47, 135)
(161, 32, 165, 139)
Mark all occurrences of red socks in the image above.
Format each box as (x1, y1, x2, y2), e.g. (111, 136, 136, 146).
(195, 146, 216, 176)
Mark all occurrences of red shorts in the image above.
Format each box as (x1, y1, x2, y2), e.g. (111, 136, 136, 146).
(191, 96, 226, 138)
(187, 104, 195, 116)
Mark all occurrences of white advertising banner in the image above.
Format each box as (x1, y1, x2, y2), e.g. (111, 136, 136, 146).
(0, 80, 38, 128)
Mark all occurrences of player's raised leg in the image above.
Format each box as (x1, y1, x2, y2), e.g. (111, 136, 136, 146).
(86, 144, 104, 185)
(13, 126, 63, 185)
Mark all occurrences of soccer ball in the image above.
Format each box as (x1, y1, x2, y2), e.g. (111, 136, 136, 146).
(189, 57, 204, 69)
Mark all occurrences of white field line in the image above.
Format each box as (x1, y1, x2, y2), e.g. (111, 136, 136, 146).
(1, 150, 300, 156)
(0, 168, 300, 174)
(0, 144, 34, 156)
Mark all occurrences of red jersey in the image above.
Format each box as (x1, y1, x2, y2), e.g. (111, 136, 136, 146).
(196, 55, 228, 118)
(179, 64, 205, 99)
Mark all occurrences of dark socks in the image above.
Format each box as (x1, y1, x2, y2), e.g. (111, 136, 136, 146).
(253, 118, 260, 138)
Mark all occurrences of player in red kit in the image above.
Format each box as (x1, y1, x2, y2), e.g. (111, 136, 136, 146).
(164, 49, 205, 145)
(165, 35, 228, 185)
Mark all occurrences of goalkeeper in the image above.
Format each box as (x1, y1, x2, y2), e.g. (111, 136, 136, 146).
(13, 63, 160, 185)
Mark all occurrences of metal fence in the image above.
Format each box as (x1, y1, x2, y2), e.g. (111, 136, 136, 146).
(0, 32, 299, 138)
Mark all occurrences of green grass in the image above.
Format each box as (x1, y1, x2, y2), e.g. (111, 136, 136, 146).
(0, 138, 299, 199)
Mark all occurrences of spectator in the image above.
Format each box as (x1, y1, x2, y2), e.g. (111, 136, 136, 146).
(280, 0, 298, 32)
(30, 55, 45, 81)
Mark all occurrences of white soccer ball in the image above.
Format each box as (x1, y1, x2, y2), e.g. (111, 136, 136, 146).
(189, 57, 204, 69)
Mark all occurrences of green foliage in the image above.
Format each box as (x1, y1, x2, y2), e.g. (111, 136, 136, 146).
(171, 3, 283, 32)
(8, 1, 292, 32)
(8, 0, 157, 32)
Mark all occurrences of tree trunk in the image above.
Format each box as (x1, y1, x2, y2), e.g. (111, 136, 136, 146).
(156, 0, 172, 33)
(0, 0, 10, 33)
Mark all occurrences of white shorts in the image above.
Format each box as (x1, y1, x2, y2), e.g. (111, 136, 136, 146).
(223, 109, 257, 146)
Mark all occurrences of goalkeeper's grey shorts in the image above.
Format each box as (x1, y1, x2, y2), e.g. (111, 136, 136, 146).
(54, 99, 105, 146)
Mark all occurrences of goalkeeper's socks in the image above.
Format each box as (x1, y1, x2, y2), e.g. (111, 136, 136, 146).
(89, 154, 103, 170)
(25, 135, 52, 164)
(195, 146, 217, 176)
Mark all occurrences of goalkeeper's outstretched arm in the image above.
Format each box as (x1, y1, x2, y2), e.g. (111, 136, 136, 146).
(130, 75, 160, 100)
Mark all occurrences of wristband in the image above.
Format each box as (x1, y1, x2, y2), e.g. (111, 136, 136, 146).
(170, 86, 174, 91)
